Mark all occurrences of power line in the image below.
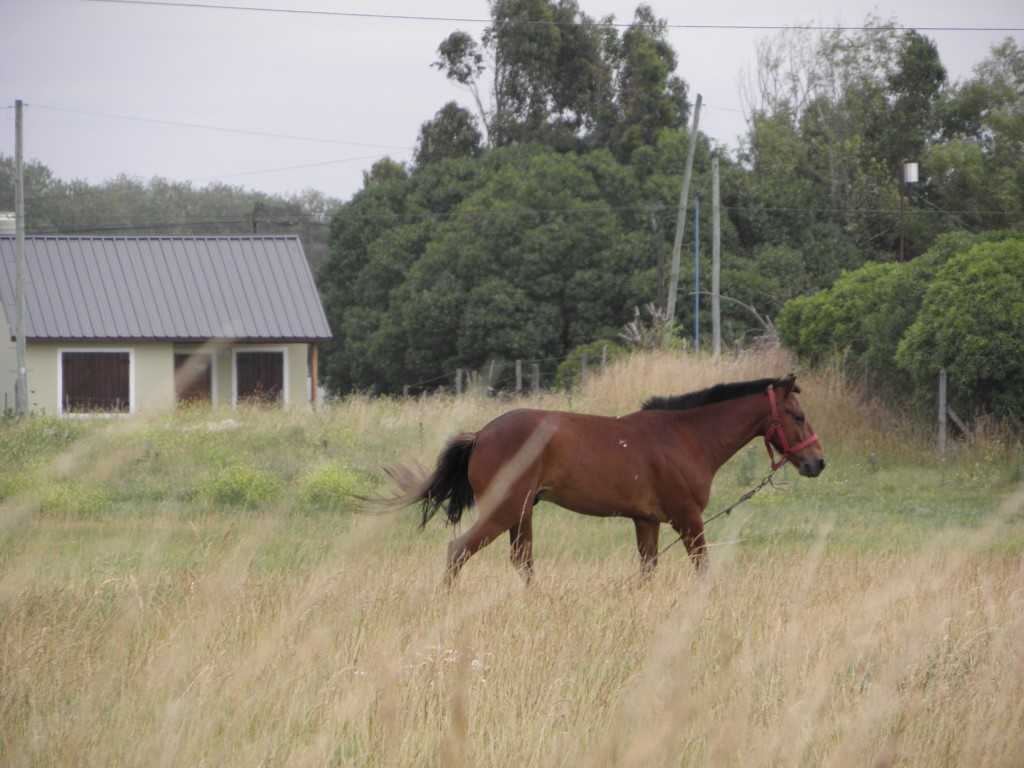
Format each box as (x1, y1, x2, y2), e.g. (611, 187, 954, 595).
(21, 203, 1017, 236)
(84, 1, 1024, 33)
(30, 104, 412, 151)
(188, 154, 405, 184)
(86, 0, 493, 24)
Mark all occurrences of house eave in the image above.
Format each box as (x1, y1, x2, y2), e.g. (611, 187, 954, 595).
(17, 336, 331, 345)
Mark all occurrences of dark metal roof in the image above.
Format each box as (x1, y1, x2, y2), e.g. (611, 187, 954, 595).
(0, 236, 331, 342)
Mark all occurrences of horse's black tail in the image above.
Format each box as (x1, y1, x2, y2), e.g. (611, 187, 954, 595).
(418, 433, 476, 528)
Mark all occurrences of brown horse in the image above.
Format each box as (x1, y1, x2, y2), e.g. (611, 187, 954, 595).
(389, 374, 824, 586)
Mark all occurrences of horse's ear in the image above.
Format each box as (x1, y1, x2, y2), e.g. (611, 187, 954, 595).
(783, 373, 797, 396)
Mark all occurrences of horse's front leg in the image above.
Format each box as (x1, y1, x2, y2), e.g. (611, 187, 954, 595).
(671, 521, 708, 573)
(633, 518, 661, 574)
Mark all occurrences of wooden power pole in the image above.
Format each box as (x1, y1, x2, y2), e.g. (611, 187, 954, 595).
(711, 157, 721, 356)
(14, 100, 28, 414)
(664, 93, 701, 345)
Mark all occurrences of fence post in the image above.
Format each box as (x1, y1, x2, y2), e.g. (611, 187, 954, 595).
(580, 353, 588, 386)
(456, 368, 463, 396)
(515, 360, 523, 393)
(938, 367, 947, 457)
(531, 363, 540, 395)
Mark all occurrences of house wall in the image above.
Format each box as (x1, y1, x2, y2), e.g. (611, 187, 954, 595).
(24, 341, 173, 415)
(12, 341, 312, 415)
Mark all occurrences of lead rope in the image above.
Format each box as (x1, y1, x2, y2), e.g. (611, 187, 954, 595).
(650, 465, 782, 562)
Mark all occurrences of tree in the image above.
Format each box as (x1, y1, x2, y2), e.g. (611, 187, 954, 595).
(777, 231, 980, 398)
(318, 143, 663, 393)
(318, 174, 417, 393)
(361, 158, 408, 188)
(927, 39, 1024, 234)
(432, 2, 687, 156)
(879, 30, 946, 168)
(596, 4, 689, 162)
(434, 0, 595, 147)
(740, 20, 947, 261)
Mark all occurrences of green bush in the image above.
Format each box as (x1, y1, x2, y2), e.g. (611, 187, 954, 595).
(778, 231, 1024, 417)
(194, 464, 283, 509)
(297, 463, 378, 512)
(777, 233, 979, 371)
(896, 239, 1024, 418)
(38, 480, 112, 517)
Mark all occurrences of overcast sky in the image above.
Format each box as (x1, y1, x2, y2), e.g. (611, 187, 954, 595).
(2, 0, 1021, 203)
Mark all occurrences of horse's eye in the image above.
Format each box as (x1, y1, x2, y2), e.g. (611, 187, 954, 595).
(794, 414, 805, 424)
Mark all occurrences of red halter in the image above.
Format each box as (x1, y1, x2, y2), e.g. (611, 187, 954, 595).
(764, 385, 820, 471)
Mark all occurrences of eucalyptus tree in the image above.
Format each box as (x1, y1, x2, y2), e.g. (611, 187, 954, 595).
(432, 1, 687, 157)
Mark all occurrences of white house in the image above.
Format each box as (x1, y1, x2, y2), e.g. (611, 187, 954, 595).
(0, 236, 331, 414)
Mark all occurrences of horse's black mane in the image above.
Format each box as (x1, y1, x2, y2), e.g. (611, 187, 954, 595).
(642, 376, 795, 412)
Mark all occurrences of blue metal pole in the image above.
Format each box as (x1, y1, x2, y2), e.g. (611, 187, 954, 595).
(694, 197, 700, 351)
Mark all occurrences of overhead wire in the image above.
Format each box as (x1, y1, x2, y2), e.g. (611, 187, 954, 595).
(84, 1, 1024, 33)
(28, 104, 413, 151)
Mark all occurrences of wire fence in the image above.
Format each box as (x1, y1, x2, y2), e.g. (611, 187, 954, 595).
(398, 352, 600, 398)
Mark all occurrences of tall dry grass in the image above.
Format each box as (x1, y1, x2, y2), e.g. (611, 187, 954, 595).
(1, 350, 1022, 766)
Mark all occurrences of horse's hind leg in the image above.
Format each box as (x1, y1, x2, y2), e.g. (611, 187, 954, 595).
(444, 487, 537, 588)
(444, 517, 506, 589)
(633, 519, 661, 574)
(509, 514, 534, 585)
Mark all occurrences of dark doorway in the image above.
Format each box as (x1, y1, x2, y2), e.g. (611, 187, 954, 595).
(62, 351, 130, 413)
(174, 353, 212, 404)
(236, 351, 284, 404)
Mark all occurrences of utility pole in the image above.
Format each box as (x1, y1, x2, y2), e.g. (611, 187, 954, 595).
(694, 196, 700, 351)
(899, 160, 918, 262)
(648, 204, 665, 310)
(664, 93, 701, 345)
(898, 161, 905, 262)
(14, 100, 28, 414)
(711, 157, 721, 356)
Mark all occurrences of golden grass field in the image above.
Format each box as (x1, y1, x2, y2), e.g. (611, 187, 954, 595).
(1, 351, 1022, 766)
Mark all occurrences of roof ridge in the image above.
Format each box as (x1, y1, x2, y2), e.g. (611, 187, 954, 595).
(1, 234, 300, 241)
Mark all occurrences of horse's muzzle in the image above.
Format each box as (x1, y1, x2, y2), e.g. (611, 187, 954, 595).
(799, 458, 826, 478)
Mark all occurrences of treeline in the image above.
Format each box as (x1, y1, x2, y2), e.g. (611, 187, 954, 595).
(0, 160, 342, 273)
(316, 2, 1024, 401)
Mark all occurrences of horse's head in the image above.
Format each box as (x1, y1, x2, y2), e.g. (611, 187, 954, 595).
(766, 374, 826, 478)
